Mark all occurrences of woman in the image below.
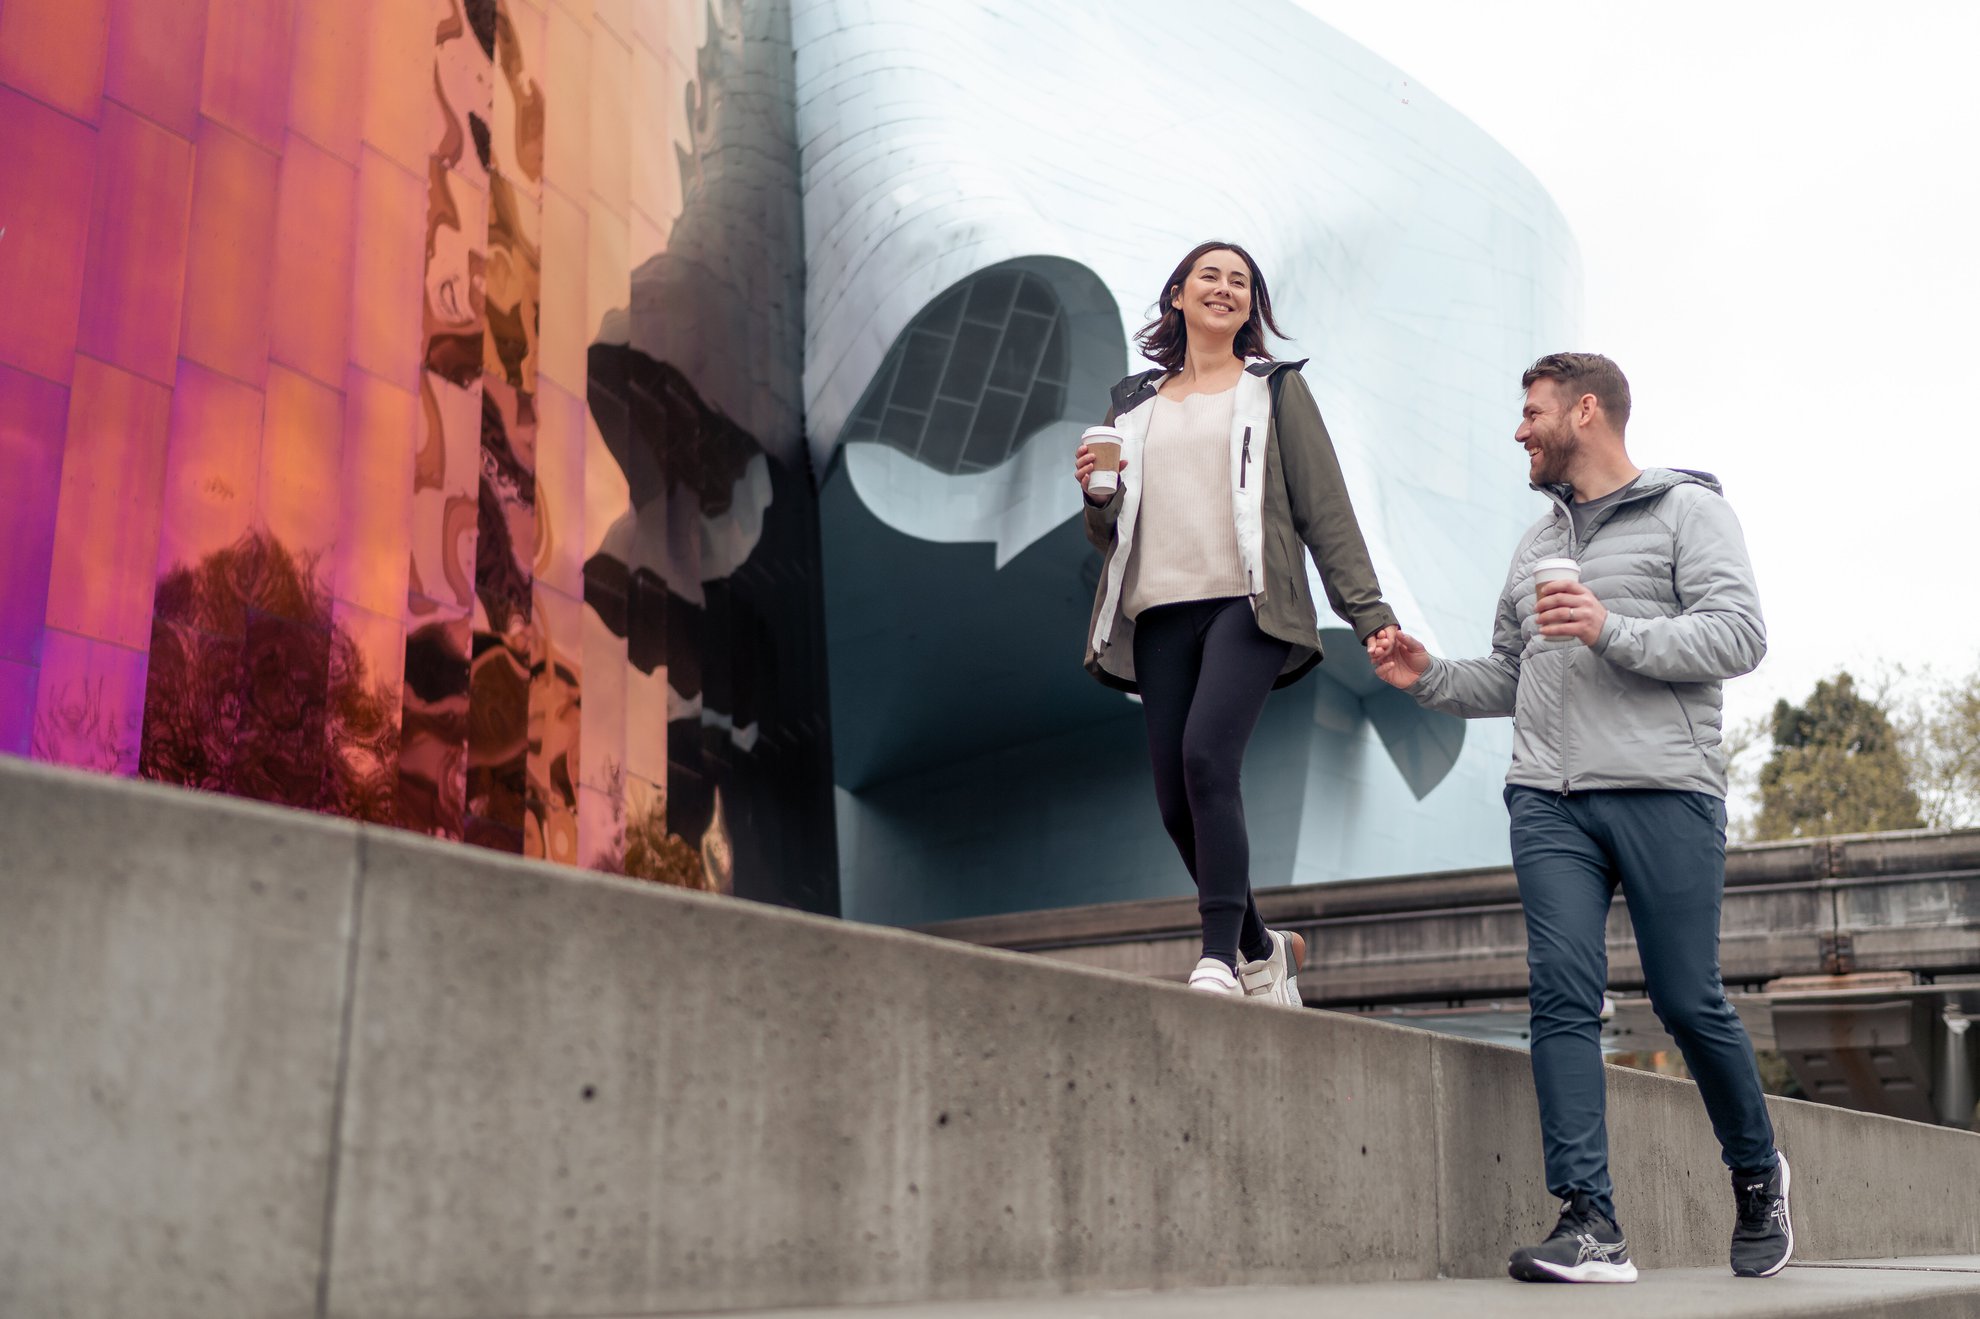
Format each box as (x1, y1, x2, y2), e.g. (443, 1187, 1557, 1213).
(1076, 240, 1400, 1000)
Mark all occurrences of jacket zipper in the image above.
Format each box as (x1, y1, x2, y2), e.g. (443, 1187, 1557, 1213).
(1240, 426, 1250, 489)
(1560, 515, 1577, 792)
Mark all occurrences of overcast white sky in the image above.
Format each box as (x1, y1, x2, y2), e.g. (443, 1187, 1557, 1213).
(1294, 1, 1980, 793)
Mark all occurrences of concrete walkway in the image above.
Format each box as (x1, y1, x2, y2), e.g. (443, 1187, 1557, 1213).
(710, 1258, 1980, 1319)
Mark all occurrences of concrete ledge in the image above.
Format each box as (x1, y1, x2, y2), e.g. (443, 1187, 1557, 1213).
(718, 1259, 1980, 1318)
(3, 757, 1978, 1318)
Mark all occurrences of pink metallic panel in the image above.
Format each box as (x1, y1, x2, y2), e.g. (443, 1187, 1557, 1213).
(0, 0, 111, 123)
(102, 0, 209, 138)
(332, 367, 416, 620)
(286, 0, 369, 165)
(45, 356, 172, 650)
(0, 86, 97, 384)
(198, 0, 295, 154)
(76, 101, 196, 387)
(154, 359, 264, 606)
(259, 364, 346, 601)
(269, 133, 358, 390)
(31, 629, 147, 775)
(0, 659, 37, 756)
(176, 117, 279, 387)
(0, 364, 71, 665)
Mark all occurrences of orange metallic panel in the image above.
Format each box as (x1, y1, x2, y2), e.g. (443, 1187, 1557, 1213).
(531, 376, 585, 597)
(579, 601, 626, 795)
(154, 358, 264, 600)
(259, 364, 346, 595)
(535, 184, 588, 394)
(333, 366, 416, 619)
(0, 0, 110, 123)
(77, 101, 196, 387)
(286, 0, 369, 165)
(103, 0, 208, 137)
(198, 0, 296, 153)
(323, 598, 404, 823)
(0, 86, 97, 383)
(269, 133, 358, 390)
(177, 117, 279, 387)
(45, 356, 172, 650)
(586, 24, 630, 220)
(541, 3, 588, 205)
(360, 0, 438, 176)
(347, 147, 427, 384)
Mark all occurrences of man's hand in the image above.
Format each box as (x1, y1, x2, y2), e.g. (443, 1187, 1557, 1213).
(1367, 625, 1430, 689)
(1074, 445, 1128, 505)
(1536, 580, 1607, 646)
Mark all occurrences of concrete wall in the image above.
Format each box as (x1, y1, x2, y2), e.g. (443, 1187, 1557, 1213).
(4, 756, 1978, 1318)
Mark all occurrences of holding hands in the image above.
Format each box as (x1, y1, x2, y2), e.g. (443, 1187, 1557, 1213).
(1536, 580, 1607, 646)
(1366, 625, 1430, 689)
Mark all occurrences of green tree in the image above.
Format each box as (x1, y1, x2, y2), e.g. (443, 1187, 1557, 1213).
(1897, 661, 1980, 829)
(1755, 670, 1924, 840)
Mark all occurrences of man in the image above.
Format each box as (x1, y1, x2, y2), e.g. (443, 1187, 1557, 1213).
(1368, 353, 1792, 1283)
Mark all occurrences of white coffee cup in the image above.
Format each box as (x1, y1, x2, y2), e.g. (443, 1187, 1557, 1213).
(1532, 557, 1581, 646)
(1081, 425, 1123, 495)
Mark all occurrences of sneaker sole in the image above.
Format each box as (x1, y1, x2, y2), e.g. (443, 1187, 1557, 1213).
(1511, 1256, 1639, 1284)
(1733, 1152, 1794, 1278)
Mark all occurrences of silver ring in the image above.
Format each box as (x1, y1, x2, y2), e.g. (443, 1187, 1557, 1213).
(1569, 608, 1576, 621)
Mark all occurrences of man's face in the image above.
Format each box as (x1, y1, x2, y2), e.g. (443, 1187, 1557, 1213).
(1516, 379, 1581, 485)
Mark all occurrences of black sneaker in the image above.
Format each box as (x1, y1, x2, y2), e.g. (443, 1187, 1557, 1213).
(1507, 1191, 1638, 1283)
(1731, 1152, 1794, 1277)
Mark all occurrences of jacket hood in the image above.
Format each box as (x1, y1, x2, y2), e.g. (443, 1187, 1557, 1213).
(1535, 466, 1724, 507)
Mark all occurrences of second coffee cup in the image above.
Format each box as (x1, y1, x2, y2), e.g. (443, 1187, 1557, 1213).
(1082, 425, 1123, 495)
(1532, 557, 1581, 646)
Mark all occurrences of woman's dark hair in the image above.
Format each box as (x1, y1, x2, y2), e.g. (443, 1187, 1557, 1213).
(1134, 239, 1287, 372)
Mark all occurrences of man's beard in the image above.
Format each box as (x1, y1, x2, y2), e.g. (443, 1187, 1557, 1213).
(1531, 426, 1580, 485)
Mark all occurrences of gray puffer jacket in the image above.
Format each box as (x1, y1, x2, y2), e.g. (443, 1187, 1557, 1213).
(1410, 467, 1764, 798)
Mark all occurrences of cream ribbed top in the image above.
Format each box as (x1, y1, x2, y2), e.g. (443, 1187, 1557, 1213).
(1122, 387, 1247, 620)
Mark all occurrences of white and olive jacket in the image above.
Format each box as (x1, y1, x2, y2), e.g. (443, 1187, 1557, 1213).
(1082, 358, 1397, 693)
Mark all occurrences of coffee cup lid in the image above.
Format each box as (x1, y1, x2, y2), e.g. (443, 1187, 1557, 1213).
(1081, 425, 1123, 443)
(1533, 556, 1580, 573)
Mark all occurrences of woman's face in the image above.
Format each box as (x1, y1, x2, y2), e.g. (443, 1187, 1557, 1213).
(1171, 249, 1253, 343)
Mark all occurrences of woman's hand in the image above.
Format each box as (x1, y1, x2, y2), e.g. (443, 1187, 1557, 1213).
(1074, 444, 1127, 505)
(1367, 625, 1431, 689)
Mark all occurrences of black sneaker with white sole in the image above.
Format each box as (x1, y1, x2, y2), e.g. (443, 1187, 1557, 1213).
(1507, 1191, 1638, 1284)
(1731, 1151, 1794, 1277)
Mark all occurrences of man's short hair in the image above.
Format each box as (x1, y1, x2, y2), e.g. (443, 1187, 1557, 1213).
(1522, 352, 1631, 430)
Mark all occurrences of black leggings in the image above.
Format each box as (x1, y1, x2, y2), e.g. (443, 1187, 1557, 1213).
(1132, 597, 1292, 968)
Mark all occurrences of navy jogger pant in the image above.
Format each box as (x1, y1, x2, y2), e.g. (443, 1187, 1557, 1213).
(1507, 785, 1777, 1222)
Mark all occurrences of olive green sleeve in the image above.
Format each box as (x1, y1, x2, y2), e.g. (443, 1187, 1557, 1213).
(1273, 370, 1398, 641)
(1081, 403, 1121, 553)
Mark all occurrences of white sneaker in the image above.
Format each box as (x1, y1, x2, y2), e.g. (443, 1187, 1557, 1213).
(1237, 928, 1307, 1006)
(1187, 957, 1241, 994)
